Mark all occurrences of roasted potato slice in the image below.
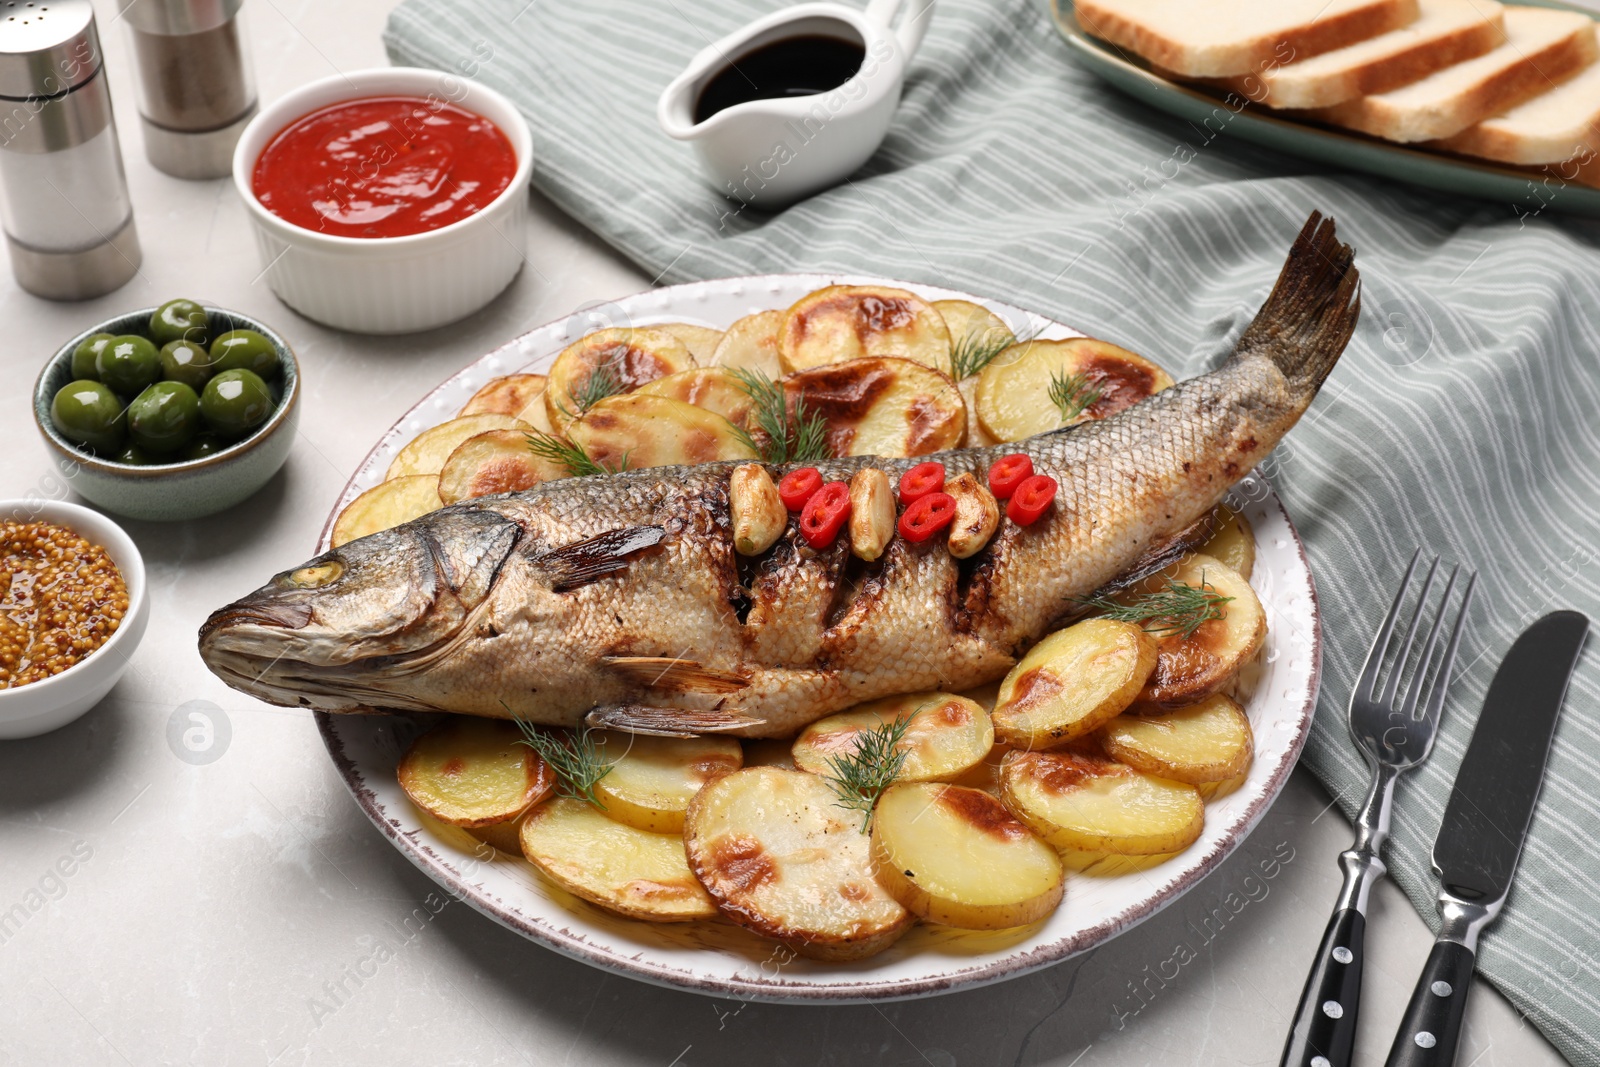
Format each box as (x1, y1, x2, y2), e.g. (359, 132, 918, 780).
(975, 337, 1175, 443)
(958, 378, 998, 447)
(779, 285, 952, 373)
(331, 475, 443, 548)
(591, 732, 743, 834)
(871, 783, 1064, 929)
(709, 309, 783, 378)
(466, 817, 527, 856)
(783, 356, 966, 458)
(992, 619, 1158, 750)
(1100, 694, 1253, 785)
(438, 430, 567, 504)
(545, 327, 695, 433)
(1001, 750, 1204, 855)
(935, 299, 1016, 379)
(1133, 553, 1267, 708)
(520, 798, 717, 922)
(398, 718, 554, 828)
(636, 367, 754, 426)
(655, 322, 724, 363)
(386, 414, 531, 480)
(1198, 505, 1256, 581)
(792, 692, 993, 783)
(685, 767, 911, 960)
(567, 393, 757, 470)
(459, 374, 549, 419)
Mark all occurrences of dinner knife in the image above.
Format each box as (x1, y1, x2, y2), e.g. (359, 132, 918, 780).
(1383, 609, 1588, 1067)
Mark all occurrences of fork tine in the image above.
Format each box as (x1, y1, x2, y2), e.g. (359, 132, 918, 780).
(1354, 548, 1422, 705)
(1419, 570, 1477, 731)
(1399, 564, 1459, 719)
(1379, 554, 1441, 708)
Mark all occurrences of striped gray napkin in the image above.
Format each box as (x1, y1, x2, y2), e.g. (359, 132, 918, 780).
(385, 0, 1600, 1058)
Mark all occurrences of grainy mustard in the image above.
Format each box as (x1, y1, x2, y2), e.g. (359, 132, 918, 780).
(0, 520, 128, 690)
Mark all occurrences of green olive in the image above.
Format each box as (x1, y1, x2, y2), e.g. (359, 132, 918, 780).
(209, 329, 279, 380)
(113, 443, 156, 465)
(128, 381, 201, 453)
(160, 339, 215, 390)
(200, 369, 274, 438)
(150, 298, 209, 347)
(70, 333, 114, 380)
(51, 380, 126, 453)
(97, 334, 161, 396)
(181, 434, 224, 461)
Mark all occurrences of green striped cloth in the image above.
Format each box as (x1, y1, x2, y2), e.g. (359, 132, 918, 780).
(386, 0, 1600, 1058)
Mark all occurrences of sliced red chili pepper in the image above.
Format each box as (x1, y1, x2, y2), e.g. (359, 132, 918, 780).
(778, 467, 823, 511)
(1006, 475, 1057, 526)
(898, 461, 946, 506)
(799, 481, 851, 548)
(988, 453, 1033, 499)
(898, 492, 958, 542)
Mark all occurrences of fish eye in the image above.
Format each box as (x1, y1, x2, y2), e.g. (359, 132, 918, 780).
(284, 560, 344, 589)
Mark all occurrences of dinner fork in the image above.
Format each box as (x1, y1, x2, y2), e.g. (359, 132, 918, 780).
(1279, 549, 1476, 1067)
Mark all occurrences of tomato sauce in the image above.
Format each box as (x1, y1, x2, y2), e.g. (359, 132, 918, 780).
(251, 96, 517, 239)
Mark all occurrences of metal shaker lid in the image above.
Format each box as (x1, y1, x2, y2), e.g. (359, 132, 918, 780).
(117, 0, 242, 35)
(0, 0, 101, 99)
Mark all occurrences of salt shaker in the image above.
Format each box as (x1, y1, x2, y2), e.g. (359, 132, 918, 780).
(0, 0, 141, 300)
(118, 0, 257, 179)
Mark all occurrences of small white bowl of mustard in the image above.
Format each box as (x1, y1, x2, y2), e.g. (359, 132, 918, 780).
(0, 500, 148, 739)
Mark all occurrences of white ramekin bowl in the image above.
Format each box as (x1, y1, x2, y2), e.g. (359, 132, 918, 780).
(232, 67, 534, 335)
(0, 500, 149, 739)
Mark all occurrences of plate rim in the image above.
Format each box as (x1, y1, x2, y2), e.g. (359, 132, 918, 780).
(312, 270, 1324, 1002)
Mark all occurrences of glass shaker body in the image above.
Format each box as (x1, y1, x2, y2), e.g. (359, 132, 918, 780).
(0, 1, 140, 299)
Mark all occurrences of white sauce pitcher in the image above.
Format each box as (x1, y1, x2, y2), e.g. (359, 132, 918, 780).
(657, 0, 935, 210)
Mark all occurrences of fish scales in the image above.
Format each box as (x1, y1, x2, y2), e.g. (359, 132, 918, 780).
(199, 213, 1358, 738)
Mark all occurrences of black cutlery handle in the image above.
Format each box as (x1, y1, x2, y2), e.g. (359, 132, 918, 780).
(1279, 907, 1366, 1067)
(1383, 940, 1476, 1067)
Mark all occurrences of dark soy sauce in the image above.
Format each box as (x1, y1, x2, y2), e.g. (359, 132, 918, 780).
(694, 35, 866, 124)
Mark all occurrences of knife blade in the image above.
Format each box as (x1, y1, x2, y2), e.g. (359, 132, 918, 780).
(1385, 609, 1588, 1067)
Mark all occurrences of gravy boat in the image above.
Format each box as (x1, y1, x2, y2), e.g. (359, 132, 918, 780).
(657, 0, 934, 209)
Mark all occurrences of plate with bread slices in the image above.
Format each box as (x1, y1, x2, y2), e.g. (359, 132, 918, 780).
(1055, 0, 1600, 218)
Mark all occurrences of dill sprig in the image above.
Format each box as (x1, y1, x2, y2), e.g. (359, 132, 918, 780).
(1076, 577, 1234, 640)
(822, 708, 924, 832)
(1048, 369, 1104, 424)
(558, 360, 626, 421)
(525, 430, 626, 478)
(949, 325, 1027, 381)
(511, 716, 613, 809)
(729, 367, 831, 465)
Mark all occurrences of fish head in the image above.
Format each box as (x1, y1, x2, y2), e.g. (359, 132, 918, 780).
(198, 508, 522, 712)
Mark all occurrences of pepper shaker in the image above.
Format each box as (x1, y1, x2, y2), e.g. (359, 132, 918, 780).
(118, 0, 257, 179)
(0, 0, 141, 300)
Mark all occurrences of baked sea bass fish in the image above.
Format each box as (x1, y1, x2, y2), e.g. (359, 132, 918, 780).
(199, 213, 1359, 738)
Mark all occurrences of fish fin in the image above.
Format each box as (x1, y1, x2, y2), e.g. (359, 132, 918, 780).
(534, 525, 665, 592)
(1234, 211, 1360, 392)
(584, 704, 765, 738)
(602, 655, 749, 694)
(1097, 513, 1218, 598)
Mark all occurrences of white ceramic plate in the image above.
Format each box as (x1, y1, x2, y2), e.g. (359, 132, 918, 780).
(314, 274, 1322, 1003)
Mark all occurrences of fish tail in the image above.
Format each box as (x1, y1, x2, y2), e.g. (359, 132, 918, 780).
(1232, 211, 1361, 393)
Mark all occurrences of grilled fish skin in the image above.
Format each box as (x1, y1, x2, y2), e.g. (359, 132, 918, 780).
(199, 212, 1359, 738)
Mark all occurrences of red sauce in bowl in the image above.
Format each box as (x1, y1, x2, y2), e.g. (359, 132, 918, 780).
(251, 95, 517, 239)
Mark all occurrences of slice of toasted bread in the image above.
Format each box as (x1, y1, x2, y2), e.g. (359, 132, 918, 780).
(1075, 0, 1420, 78)
(1229, 0, 1505, 109)
(1311, 7, 1597, 142)
(1434, 57, 1600, 164)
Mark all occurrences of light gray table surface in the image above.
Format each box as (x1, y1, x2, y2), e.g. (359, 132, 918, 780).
(0, 3, 1569, 1065)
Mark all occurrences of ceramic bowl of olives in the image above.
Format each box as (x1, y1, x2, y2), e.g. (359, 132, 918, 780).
(32, 300, 300, 522)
